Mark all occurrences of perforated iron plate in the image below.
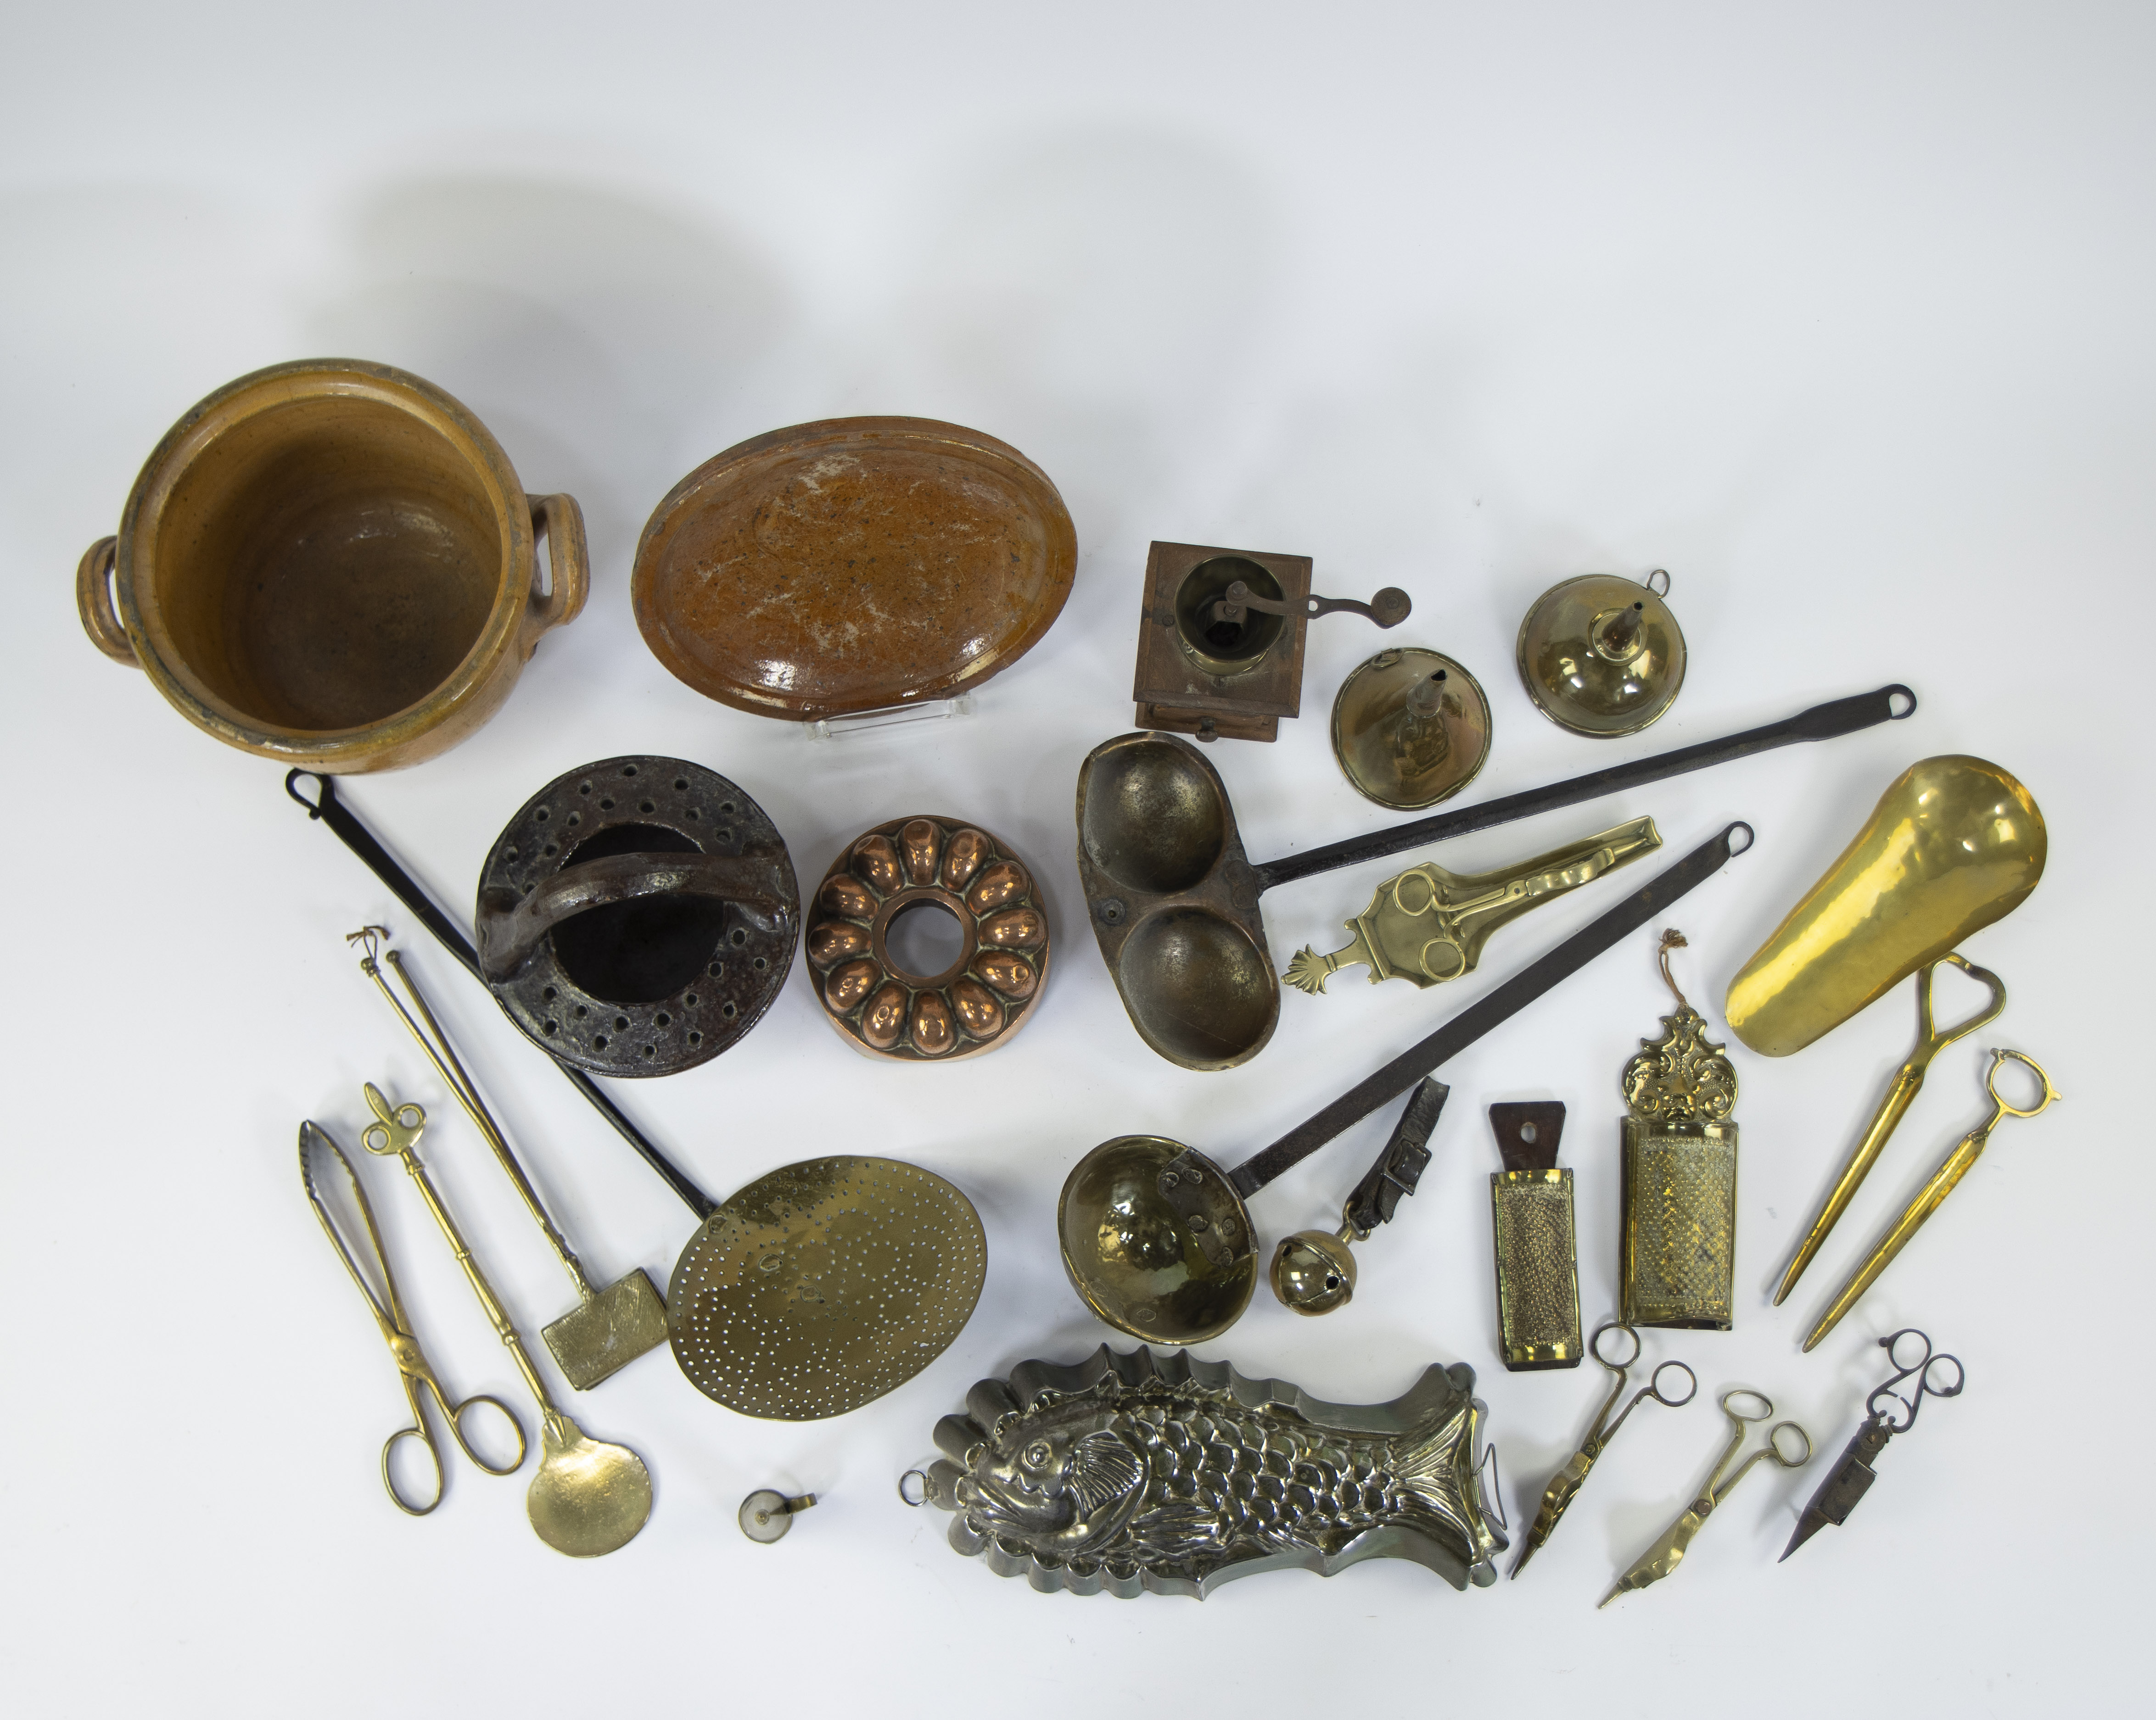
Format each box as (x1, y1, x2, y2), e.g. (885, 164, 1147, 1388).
(668, 1156, 987, 1420)
(477, 755, 798, 1077)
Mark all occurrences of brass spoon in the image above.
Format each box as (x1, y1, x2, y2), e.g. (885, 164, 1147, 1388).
(359, 1083, 653, 1557)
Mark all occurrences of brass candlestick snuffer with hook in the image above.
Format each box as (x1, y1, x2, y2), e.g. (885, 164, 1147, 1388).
(348, 927, 669, 1390)
(1076, 684, 1909, 1069)
(300, 1122, 527, 1517)
(1601, 1388, 1811, 1606)
(355, 1085, 654, 1557)
(1511, 1323, 1696, 1579)
(1783, 1329, 1963, 1561)
(1803, 1050, 2060, 1351)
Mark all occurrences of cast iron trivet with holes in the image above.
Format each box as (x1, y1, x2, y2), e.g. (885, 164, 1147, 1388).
(476, 756, 798, 1078)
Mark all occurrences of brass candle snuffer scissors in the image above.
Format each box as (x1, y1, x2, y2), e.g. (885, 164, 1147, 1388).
(354, 1084, 655, 1557)
(1600, 1388, 1812, 1607)
(1774, 955, 2006, 1306)
(1510, 1323, 1697, 1580)
(299, 1122, 527, 1516)
(1783, 1328, 1963, 1561)
(288, 771, 988, 1421)
(1803, 1050, 2060, 1352)
(1058, 821, 1754, 1345)
(348, 926, 668, 1390)
(1076, 684, 1913, 1070)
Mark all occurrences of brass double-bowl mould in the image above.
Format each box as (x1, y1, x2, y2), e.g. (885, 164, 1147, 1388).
(807, 816, 1049, 1060)
(477, 756, 799, 1078)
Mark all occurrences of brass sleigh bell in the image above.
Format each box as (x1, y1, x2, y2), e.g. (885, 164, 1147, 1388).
(476, 756, 799, 1077)
(1516, 569, 1687, 738)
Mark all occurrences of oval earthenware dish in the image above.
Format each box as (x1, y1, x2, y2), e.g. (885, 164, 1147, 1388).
(631, 418, 1076, 719)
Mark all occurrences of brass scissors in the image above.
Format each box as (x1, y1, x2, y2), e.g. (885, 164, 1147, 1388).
(1511, 1322, 1696, 1579)
(299, 1120, 526, 1515)
(1804, 1048, 2060, 1351)
(1601, 1387, 1810, 1606)
(1775, 955, 2005, 1305)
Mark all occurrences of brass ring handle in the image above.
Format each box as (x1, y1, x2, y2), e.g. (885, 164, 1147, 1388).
(1987, 1048, 2061, 1119)
(76, 536, 135, 665)
(381, 1424, 447, 1517)
(526, 493, 589, 642)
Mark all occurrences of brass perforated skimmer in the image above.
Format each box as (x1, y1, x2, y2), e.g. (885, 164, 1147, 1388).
(670, 1157, 986, 1420)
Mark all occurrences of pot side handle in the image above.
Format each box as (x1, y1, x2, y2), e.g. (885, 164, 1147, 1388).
(525, 493, 590, 654)
(77, 536, 137, 665)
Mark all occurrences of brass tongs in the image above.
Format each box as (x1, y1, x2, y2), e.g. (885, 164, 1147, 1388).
(1775, 955, 2005, 1304)
(299, 1122, 526, 1515)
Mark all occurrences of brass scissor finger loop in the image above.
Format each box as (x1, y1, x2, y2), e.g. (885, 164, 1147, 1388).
(1767, 1422, 1812, 1468)
(1722, 1387, 1774, 1424)
(1987, 1048, 2060, 1118)
(445, 1393, 526, 1476)
(382, 1424, 446, 1516)
(1648, 1360, 1697, 1408)
(1920, 955, 2006, 1054)
(1591, 1321, 1642, 1370)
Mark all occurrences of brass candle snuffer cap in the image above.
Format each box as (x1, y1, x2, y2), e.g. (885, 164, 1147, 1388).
(1487, 1102, 1584, 1372)
(286, 774, 988, 1419)
(1783, 1329, 1963, 1562)
(1724, 754, 2044, 1057)
(1620, 932, 1741, 1331)
(1130, 541, 1410, 743)
(1803, 1049, 2059, 1353)
(1330, 647, 1492, 809)
(910, 1346, 1506, 1597)
(78, 358, 587, 772)
(633, 417, 1076, 721)
(300, 1122, 527, 1517)
(1509, 1323, 1697, 1580)
(739, 1491, 818, 1544)
(347, 927, 669, 1391)
(1284, 815, 1663, 997)
(475, 756, 799, 1078)
(353, 1086, 655, 1558)
(806, 815, 1048, 1060)
(1516, 568, 1687, 739)
(1601, 1387, 1811, 1606)
(1075, 683, 1911, 1071)
(1058, 822, 1754, 1346)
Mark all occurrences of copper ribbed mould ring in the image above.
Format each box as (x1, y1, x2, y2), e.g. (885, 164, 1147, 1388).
(477, 756, 799, 1078)
(807, 816, 1048, 1060)
(76, 357, 587, 773)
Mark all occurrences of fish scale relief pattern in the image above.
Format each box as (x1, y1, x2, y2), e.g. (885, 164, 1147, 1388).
(921, 1345, 1505, 1599)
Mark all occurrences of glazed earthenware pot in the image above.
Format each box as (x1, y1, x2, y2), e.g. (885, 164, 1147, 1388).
(76, 358, 587, 773)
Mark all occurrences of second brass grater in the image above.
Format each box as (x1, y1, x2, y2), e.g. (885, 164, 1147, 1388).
(1619, 930, 1739, 1329)
(1489, 1101, 1582, 1370)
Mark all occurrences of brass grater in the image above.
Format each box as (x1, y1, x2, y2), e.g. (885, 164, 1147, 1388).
(1619, 931, 1739, 1329)
(1489, 1101, 1582, 1370)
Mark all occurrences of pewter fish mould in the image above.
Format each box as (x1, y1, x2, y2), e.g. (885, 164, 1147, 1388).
(923, 1346, 1504, 1598)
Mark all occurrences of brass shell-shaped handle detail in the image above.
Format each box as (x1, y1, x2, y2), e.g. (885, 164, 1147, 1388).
(808, 816, 1051, 1062)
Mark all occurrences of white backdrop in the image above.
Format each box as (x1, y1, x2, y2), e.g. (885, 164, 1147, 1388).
(3, 4, 2147, 1715)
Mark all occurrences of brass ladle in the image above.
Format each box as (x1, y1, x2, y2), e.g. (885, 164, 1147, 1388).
(358, 1083, 654, 1558)
(1059, 822, 1753, 1343)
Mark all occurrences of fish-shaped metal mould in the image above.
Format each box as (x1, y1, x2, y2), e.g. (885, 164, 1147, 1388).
(915, 1345, 1505, 1598)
